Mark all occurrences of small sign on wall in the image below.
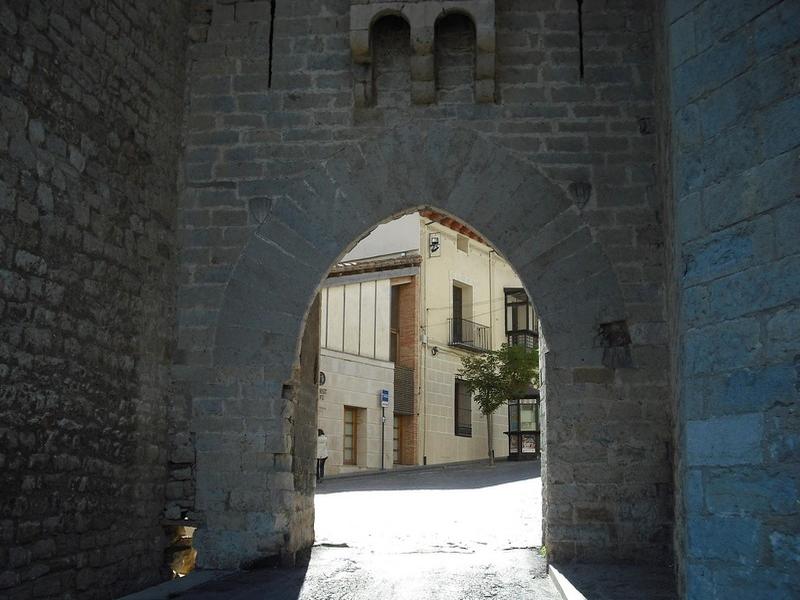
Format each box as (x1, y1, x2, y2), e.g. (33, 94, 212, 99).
(429, 233, 441, 257)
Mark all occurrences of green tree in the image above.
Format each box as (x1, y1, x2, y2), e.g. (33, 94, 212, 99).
(457, 344, 539, 465)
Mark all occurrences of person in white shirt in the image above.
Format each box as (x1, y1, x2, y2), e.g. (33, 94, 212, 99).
(316, 429, 329, 482)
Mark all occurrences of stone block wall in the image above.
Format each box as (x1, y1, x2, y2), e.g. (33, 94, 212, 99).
(665, 0, 800, 596)
(176, 0, 673, 569)
(0, 0, 187, 597)
(286, 295, 319, 564)
(0, 0, 796, 593)
(349, 0, 496, 105)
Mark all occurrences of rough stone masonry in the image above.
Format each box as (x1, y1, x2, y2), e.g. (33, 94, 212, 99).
(0, 0, 797, 599)
(177, 0, 673, 575)
(0, 0, 188, 598)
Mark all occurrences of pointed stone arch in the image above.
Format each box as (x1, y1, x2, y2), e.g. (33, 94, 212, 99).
(190, 123, 666, 569)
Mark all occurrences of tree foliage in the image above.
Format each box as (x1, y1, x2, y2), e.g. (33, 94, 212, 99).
(457, 344, 539, 417)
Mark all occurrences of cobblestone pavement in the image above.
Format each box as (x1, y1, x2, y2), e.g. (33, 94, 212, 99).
(178, 461, 559, 599)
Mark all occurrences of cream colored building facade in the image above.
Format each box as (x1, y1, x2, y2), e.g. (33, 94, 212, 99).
(419, 214, 531, 465)
(318, 212, 536, 473)
(317, 276, 396, 475)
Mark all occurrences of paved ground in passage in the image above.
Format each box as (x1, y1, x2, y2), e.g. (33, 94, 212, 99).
(178, 460, 559, 599)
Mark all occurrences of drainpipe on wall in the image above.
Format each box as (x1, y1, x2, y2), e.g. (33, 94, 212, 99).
(488, 249, 494, 345)
(488, 249, 495, 461)
(421, 220, 428, 466)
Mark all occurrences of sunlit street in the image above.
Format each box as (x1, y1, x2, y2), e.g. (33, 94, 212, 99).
(176, 461, 558, 599)
(316, 459, 544, 555)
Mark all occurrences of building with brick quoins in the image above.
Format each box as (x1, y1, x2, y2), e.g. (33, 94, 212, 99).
(318, 211, 537, 475)
(0, 0, 798, 598)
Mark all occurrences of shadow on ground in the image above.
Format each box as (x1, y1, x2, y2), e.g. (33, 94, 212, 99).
(316, 460, 541, 494)
(172, 566, 309, 599)
(553, 564, 678, 600)
(171, 461, 551, 599)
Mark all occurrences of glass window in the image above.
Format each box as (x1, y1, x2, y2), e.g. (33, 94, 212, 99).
(520, 403, 536, 430)
(454, 378, 472, 437)
(505, 288, 532, 333)
(505, 288, 538, 349)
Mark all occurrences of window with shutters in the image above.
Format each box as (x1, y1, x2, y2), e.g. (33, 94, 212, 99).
(343, 406, 359, 465)
(454, 378, 472, 437)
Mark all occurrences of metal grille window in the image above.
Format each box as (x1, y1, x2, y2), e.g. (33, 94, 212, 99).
(393, 365, 415, 415)
(454, 378, 472, 437)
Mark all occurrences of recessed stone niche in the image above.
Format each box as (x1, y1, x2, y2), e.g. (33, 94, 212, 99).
(350, 0, 496, 106)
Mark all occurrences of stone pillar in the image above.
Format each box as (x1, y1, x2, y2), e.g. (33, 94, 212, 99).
(410, 21, 436, 105)
(474, 22, 496, 103)
(285, 295, 321, 564)
(349, 8, 373, 107)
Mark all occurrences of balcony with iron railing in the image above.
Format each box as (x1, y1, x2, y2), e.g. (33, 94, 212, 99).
(448, 318, 491, 352)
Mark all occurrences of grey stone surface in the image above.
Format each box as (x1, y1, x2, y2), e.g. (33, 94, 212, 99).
(664, 0, 800, 597)
(117, 570, 234, 600)
(1, 0, 795, 597)
(175, 461, 560, 599)
(549, 563, 677, 600)
(174, 0, 672, 575)
(0, 0, 188, 598)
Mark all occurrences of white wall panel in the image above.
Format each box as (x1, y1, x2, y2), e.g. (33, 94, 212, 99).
(326, 285, 344, 352)
(343, 283, 361, 355)
(374, 279, 391, 361)
(359, 280, 376, 359)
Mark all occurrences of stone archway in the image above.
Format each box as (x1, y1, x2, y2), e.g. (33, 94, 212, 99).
(188, 123, 671, 569)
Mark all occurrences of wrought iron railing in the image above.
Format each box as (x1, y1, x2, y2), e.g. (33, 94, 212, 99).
(448, 318, 491, 352)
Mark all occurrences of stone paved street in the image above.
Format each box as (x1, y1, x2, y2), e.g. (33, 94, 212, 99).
(176, 461, 559, 599)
